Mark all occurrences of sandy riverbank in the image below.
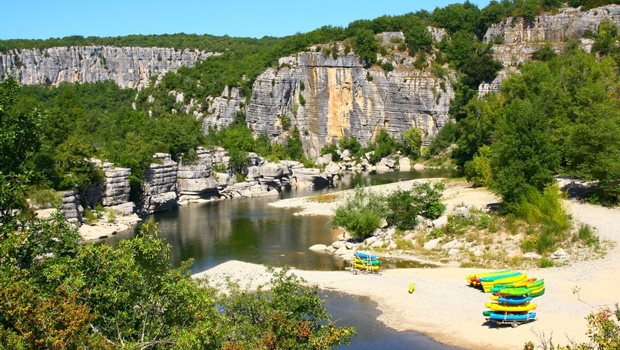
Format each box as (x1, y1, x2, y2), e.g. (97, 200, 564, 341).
(268, 178, 500, 216)
(195, 181, 620, 349)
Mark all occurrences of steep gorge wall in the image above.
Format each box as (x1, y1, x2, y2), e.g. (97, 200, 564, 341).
(245, 49, 454, 158)
(480, 5, 620, 95)
(0, 46, 217, 88)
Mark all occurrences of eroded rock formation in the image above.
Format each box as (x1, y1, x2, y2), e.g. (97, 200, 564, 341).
(479, 5, 620, 95)
(245, 48, 454, 157)
(0, 46, 217, 88)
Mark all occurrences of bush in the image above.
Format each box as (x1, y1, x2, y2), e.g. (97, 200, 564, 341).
(512, 184, 571, 253)
(464, 145, 492, 187)
(27, 186, 62, 208)
(402, 127, 423, 159)
(320, 144, 341, 161)
(331, 186, 386, 240)
(385, 183, 446, 230)
(381, 62, 394, 72)
(339, 136, 362, 156)
(577, 224, 599, 247)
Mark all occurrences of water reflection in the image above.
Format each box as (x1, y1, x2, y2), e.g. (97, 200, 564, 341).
(110, 169, 454, 273)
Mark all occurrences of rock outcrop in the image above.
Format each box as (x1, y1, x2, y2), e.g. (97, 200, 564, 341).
(246, 47, 454, 157)
(0, 46, 217, 88)
(478, 5, 620, 95)
(61, 189, 83, 223)
(100, 162, 135, 216)
(177, 147, 219, 202)
(141, 153, 179, 215)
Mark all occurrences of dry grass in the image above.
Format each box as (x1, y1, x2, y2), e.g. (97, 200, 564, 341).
(308, 193, 340, 203)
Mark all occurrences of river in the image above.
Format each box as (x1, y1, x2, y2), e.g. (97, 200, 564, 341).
(109, 169, 463, 350)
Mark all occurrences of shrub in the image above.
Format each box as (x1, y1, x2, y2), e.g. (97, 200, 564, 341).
(577, 224, 599, 247)
(83, 210, 97, 225)
(339, 136, 362, 156)
(27, 186, 62, 208)
(538, 257, 554, 268)
(320, 144, 341, 161)
(106, 209, 117, 223)
(381, 62, 394, 72)
(385, 183, 446, 230)
(402, 127, 422, 159)
(331, 186, 386, 240)
(464, 145, 492, 187)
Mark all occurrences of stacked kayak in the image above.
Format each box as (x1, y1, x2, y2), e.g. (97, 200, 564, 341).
(467, 270, 546, 327)
(352, 252, 380, 272)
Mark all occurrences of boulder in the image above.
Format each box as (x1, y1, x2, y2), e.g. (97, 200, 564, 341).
(424, 238, 442, 250)
(309, 244, 328, 252)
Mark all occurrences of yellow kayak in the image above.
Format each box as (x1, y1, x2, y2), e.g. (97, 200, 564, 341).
(482, 274, 527, 292)
(485, 302, 537, 312)
(353, 262, 379, 271)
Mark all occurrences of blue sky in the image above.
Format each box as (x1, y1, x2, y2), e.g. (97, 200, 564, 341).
(1, 0, 491, 40)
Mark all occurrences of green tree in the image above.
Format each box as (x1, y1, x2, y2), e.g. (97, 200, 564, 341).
(385, 183, 446, 230)
(0, 79, 41, 175)
(592, 18, 619, 56)
(404, 23, 433, 56)
(402, 127, 423, 159)
(352, 29, 378, 67)
(490, 98, 560, 204)
(464, 145, 493, 187)
(332, 187, 386, 239)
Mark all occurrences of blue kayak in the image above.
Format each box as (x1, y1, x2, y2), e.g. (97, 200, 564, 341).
(498, 296, 532, 305)
(354, 252, 378, 260)
(489, 312, 536, 322)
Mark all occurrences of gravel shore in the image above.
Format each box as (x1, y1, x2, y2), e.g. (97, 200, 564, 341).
(195, 181, 620, 349)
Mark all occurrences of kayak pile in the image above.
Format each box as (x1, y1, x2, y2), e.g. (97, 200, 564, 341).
(352, 252, 380, 273)
(467, 270, 545, 327)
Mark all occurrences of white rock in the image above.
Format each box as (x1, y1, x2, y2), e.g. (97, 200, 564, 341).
(432, 215, 448, 228)
(379, 219, 389, 229)
(448, 248, 460, 256)
(371, 239, 385, 248)
(424, 238, 442, 250)
(524, 252, 542, 259)
(334, 246, 349, 256)
(387, 241, 397, 250)
(442, 239, 462, 250)
(345, 241, 357, 250)
(332, 240, 346, 249)
(364, 236, 378, 246)
(309, 244, 328, 252)
(399, 157, 411, 171)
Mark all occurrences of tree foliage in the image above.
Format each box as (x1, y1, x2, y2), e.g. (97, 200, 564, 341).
(332, 187, 386, 240)
(385, 183, 446, 230)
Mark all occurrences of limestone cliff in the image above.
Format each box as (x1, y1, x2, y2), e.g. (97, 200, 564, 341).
(0, 46, 217, 88)
(245, 46, 454, 158)
(479, 5, 620, 95)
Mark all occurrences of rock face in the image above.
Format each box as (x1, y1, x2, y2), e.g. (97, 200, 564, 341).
(177, 147, 219, 202)
(100, 162, 135, 216)
(0, 46, 217, 88)
(141, 153, 179, 215)
(61, 189, 83, 223)
(484, 5, 620, 49)
(202, 86, 245, 131)
(478, 5, 620, 94)
(246, 47, 454, 158)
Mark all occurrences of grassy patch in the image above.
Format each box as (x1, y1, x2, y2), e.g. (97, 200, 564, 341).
(575, 224, 599, 247)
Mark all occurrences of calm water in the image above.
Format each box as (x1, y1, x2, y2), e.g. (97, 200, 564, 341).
(123, 169, 454, 273)
(110, 169, 460, 350)
(322, 291, 463, 350)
